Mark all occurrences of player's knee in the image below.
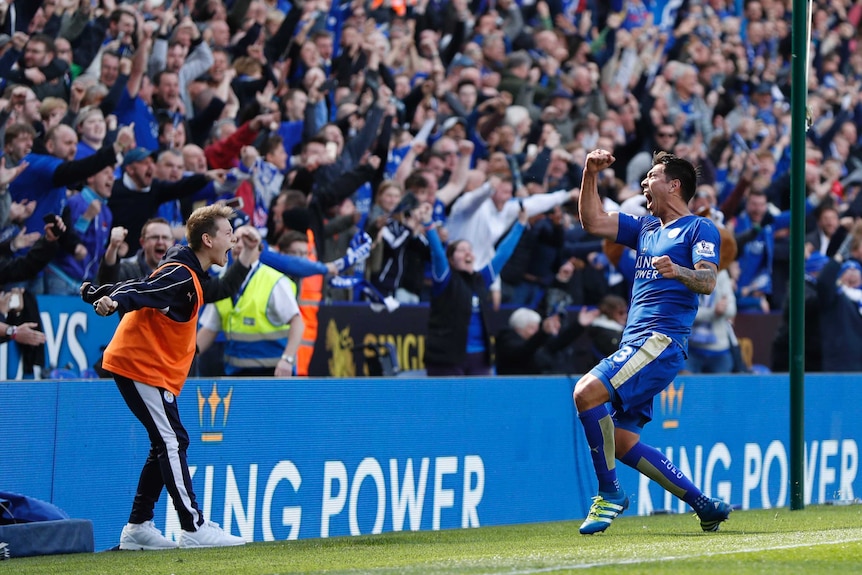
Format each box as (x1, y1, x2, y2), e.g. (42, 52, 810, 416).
(573, 376, 605, 411)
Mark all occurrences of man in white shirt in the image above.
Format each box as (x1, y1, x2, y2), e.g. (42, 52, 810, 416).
(446, 173, 578, 306)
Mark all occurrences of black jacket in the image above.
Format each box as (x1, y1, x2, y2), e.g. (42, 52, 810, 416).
(495, 327, 550, 375)
(0, 237, 60, 286)
(816, 258, 862, 371)
(108, 174, 209, 248)
(97, 249, 153, 285)
(496, 318, 588, 375)
(84, 245, 249, 321)
(287, 164, 377, 259)
(425, 270, 493, 367)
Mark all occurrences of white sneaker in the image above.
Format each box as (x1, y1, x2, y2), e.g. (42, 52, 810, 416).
(178, 521, 246, 548)
(119, 521, 178, 550)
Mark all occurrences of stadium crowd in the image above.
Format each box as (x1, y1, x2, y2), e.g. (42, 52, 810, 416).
(1, 0, 862, 377)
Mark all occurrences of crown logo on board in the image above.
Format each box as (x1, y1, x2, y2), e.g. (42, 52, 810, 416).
(197, 382, 232, 442)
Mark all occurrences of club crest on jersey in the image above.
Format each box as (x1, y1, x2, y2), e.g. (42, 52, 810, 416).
(164, 391, 175, 403)
(694, 241, 716, 258)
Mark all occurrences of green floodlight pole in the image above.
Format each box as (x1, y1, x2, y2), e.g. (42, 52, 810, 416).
(789, 0, 811, 511)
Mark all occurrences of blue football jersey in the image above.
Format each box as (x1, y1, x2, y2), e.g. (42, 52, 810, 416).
(616, 213, 721, 352)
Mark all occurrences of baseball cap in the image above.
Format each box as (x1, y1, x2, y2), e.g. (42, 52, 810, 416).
(392, 192, 419, 215)
(230, 209, 250, 231)
(805, 252, 829, 276)
(754, 82, 773, 95)
(122, 148, 156, 168)
(441, 116, 467, 134)
(839, 259, 862, 276)
(447, 53, 475, 74)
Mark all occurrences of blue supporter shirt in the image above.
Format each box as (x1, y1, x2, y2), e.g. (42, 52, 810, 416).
(386, 144, 411, 180)
(75, 141, 98, 160)
(278, 121, 305, 163)
(55, 188, 112, 282)
(615, 213, 721, 352)
(115, 87, 159, 151)
(9, 154, 66, 247)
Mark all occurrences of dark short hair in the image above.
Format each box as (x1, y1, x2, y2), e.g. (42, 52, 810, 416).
(281, 190, 307, 210)
(446, 239, 467, 262)
(109, 8, 134, 24)
(29, 34, 56, 54)
(598, 294, 627, 317)
(140, 217, 171, 238)
(259, 135, 284, 158)
(4, 123, 37, 146)
(153, 70, 178, 87)
(303, 135, 328, 152)
(456, 79, 478, 92)
(653, 151, 698, 203)
(404, 171, 430, 191)
(310, 30, 333, 42)
(277, 230, 308, 252)
(156, 111, 175, 133)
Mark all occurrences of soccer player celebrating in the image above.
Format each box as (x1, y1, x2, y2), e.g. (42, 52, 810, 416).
(83, 204, 257, 549)
(574, 149, 730, 534)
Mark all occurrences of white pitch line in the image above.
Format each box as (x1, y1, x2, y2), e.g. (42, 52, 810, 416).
(481, 530, 862, 574)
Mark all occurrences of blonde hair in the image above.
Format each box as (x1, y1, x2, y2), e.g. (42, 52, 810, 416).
(74, 105, 104, 130)
(186, 203, 235, 251)
(376, 180, 403, 199)
(39, 97, 68, 121)
(233, 56, 262, 77)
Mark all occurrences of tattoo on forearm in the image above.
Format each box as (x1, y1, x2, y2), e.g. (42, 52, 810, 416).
(677, 266, 717, 294)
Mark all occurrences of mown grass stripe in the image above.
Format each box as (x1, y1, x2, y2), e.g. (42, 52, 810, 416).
(479, 528, 862, 574)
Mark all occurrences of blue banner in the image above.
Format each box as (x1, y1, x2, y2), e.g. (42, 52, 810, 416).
(616, 375, 860, 514)
(1, 376, 590, 550)
(2, 297, 782, 378)
(1, 374, 860, 551)
(1, 296, 118, 379)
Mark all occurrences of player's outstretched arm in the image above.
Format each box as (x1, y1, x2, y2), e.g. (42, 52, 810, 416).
(579, 149, 620, 241)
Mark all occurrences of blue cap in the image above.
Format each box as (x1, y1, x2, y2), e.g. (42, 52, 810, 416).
(754, 82, 773, 95)
(839, 259, 862, 276)
(122, 148, 155, 168)
(230, 210, 250, 230)
(804, 252, 829, 276)
(392, 192, 418, 215)
(550, 87, 573, 100)
(448, 53, 475, 70)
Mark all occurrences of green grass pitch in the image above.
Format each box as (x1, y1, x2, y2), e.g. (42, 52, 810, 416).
(4, 505, 862, 574)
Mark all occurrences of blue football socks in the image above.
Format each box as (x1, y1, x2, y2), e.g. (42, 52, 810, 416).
(578, 404, 621, 495)
(620, 441, 710, 513)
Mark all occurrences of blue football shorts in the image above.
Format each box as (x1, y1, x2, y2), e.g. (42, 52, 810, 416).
(589, 332, 685, 433)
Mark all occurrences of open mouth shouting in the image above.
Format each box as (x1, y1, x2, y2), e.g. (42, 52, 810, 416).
(643, 188, 654, 212)
(153, 245, 168, 261)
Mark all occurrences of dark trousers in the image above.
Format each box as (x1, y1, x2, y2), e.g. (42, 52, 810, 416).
(114, 374, 203, 531)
